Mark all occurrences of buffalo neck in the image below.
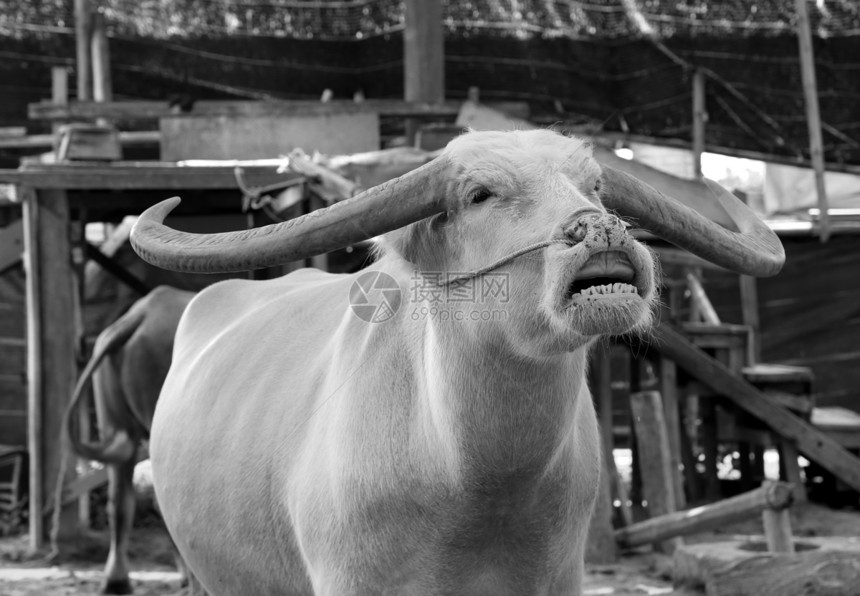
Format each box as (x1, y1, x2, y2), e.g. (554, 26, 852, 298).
(410, 312, 589, 478)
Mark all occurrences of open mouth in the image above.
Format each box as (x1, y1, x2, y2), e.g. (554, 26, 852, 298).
(565, 251, 639, 301)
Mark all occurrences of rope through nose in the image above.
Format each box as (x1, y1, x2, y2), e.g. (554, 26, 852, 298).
(435, 209, 623, 287)
(438, 239, 571, 286)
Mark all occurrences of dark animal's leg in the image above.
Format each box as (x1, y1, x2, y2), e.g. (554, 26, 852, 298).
(102, 457, 136, 594)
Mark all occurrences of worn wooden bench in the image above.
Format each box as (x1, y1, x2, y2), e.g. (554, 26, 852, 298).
(811, 406, 860, 449)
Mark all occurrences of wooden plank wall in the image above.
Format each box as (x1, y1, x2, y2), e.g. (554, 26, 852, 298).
(705, 235, 860, 410)
(0, 206, 27, 448)
(160, 112, 380, 161)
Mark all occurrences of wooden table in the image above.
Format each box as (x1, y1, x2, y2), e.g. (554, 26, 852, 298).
(0, 160, 298, 549)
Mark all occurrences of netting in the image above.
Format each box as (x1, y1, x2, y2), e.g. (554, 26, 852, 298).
(2, 1, 860, 166)
(5, 1, 860, 40)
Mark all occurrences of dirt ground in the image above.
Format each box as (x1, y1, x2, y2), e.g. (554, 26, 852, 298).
(1, 502, 858, 596)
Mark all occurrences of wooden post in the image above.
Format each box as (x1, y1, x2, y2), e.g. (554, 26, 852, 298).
(684, 266, 703, 491)
(762, 507, 795, 553)
(90, 11, 112, 104)
(692, 69, 706, 180)
(659, 356, 685, 508)
(22, 188, 79, 548)
(630, 390, 682, 553)
(779, 441, 807, 503)
(51, 68, 69, 107)
(595, 345, 614, 467)
(679, 409, 702, 503)
(74, 0, 92, 102)
(21, 187, 43, 550)
(51, 67, 69, 138)
(615, 480, 793, 548)
(686, 271, 720, 325)
(69, 217, 90, 529)
(739, 275, 760, 365)
(795, 0, 830, 241)
(403, 0, 444, 144)
(586, 452, 619, 564)
(593, 344, 633, 527)
(701, 396, 720, 498)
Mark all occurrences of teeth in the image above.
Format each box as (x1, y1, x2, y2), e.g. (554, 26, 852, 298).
(578, 283, 638, 296)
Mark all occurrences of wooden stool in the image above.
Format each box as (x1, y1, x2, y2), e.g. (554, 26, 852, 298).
(679, 323, 750, 498)
(0, 444, 27, 535)
(740, 364, 814, 501)
(811, 406, 860, 449)
(805, 406, 860, 505)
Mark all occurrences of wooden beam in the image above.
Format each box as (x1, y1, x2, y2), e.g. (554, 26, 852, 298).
(0, 163, 299, 190)
(582, 130, 860, 178)
(404, 0, 445, 143)
(74, 0, 92, 102)
(27, 99, 506, 122)
(52, 66, 70, 137)
(0, 130, 160, 150)
(739, 275, 760, 364)
(594, 344, 614, 466)
(659, 356, 685, 508)
(0, 219, 24, 273)
(404, 0, 444, 103)
(85, 243, 151, 295)
(794, 0, 830, 242)
(44, 468, 106, 515)
(652, 246, 729, 273)
(40, 188, 80, 544)
(21, 187, 44, 550)
(587, 350, 619, 563)
(51, 67, 69, 107)
(615, 480, 793, 548)
(629, 390, 682, 553)
(43, 448, 148, 515)
(757, 388, 814, 415)
(651, 324, 860, 493)
(90, 11, 112, 104)
(586, 456, 619, 564)
(22, 187, 80, 548)
(0, 127, 26, 138)
(762, 507, 794, 553)
(692, 69, 706, 180)
(685, 271, 720, 325)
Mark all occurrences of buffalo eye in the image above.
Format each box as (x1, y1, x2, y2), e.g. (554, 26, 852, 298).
(470, 188, 493, 204)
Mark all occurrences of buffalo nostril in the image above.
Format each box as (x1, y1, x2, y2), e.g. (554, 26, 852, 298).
(563, 212, 619, 244)
(566, 220, 589, 243)
(563, 212, 630, 245)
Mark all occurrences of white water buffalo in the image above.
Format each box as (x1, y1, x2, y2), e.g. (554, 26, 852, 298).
(61, 286, 194, 594)
(130, 129, 783, 595)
